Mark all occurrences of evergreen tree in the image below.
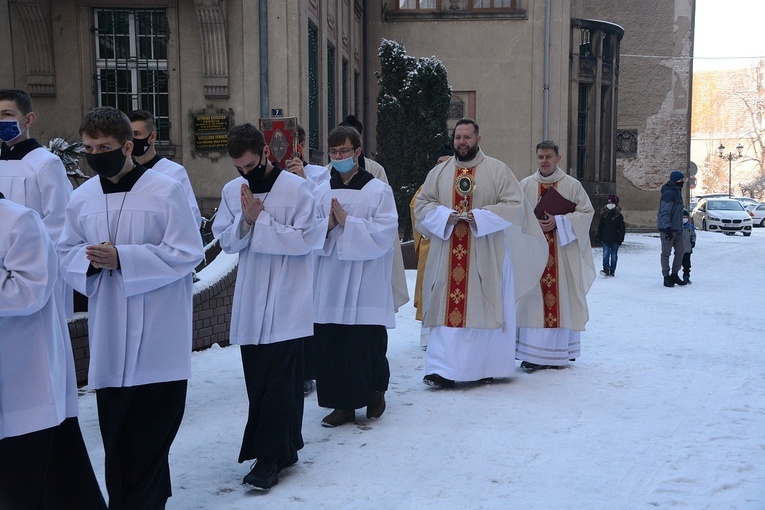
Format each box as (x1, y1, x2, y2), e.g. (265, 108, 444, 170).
(375, 39, 451, 240)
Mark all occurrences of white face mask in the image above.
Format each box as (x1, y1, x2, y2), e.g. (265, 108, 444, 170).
(606, 203, 616, 210)
(683, 218, 688, 224)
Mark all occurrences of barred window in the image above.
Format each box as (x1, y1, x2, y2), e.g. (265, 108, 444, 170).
(472, 0, 516, 9)
(93, 9, 170, 143)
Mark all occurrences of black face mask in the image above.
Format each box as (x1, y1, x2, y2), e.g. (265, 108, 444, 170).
(132, 135, 152, 157)
(86, 145, 127, 179)
(237, 150, 268, 191)
(676, 181, 685, 187)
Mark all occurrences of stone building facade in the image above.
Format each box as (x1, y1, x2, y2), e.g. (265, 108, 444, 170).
(0, 0, 694, 229)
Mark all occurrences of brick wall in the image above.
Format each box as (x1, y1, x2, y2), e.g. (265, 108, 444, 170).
(68, 263, 238, 386)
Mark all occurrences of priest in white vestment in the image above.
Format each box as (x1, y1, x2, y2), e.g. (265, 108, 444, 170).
(516, 140, 596, 370)
(414, 119, 547, 388)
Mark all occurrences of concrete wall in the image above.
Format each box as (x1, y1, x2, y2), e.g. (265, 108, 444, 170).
(573, 0, 695, 229)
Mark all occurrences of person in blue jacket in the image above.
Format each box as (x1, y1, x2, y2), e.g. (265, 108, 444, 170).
(657, 170, 687, 287)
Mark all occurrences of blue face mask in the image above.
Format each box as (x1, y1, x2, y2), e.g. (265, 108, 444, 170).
(0, 118, 24, 143)
(331, 155, 355, 174)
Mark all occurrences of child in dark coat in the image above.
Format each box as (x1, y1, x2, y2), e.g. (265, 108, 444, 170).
(596, 194, 626, 276)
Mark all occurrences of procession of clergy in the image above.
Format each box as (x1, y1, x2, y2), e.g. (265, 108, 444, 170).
(0, 87, 595, 508)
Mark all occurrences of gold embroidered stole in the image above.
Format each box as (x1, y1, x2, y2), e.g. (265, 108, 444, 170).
(539, 182, 560, 328)
(445, 166, 476, 327)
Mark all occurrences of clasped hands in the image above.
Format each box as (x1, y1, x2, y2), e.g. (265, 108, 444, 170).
(86, 241, 119, 270)
(241, 184, 265, 225)
(447, 211, 476, 229)
(327, 198, 348, 230)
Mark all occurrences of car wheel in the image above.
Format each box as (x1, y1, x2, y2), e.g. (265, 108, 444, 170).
(724, 231, 735, 236)
(744, 232, 751, 237)
(702, 219, 707, 231)
(760, 218, 765, 228)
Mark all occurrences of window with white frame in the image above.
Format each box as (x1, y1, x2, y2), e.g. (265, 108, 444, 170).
(397, 0, 438, 10)
(93, 9, 170, 143)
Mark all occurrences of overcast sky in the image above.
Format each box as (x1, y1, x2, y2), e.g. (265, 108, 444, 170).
(694, 0, 765, 70)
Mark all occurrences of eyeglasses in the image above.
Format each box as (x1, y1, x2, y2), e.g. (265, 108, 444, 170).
(328, 147, 355, 158)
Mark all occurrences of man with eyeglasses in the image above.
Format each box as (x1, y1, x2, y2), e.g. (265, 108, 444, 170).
(414, 118, 547, 389)
(339, 115, 409, 313)
(312, 125, 398, 428)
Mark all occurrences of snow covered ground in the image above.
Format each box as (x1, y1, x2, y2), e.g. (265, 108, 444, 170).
(77, 227, 765, 509)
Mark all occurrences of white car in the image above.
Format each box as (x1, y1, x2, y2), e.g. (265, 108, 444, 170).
(691, 198, 753, 236)
(746, 203, 765, 227)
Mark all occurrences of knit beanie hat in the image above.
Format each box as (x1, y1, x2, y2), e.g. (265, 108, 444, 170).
(670, 170, 685, 182)
(607, 194, 619, 205)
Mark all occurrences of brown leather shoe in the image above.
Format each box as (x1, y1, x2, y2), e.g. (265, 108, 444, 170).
(321, 409, 355, 428)
(366, 391, 386, 419)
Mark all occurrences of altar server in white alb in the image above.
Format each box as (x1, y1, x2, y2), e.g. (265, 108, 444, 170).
(313, 125, 398, 428)
(58, 107, 203, 509)
(213, 123, 320, 491)
(337, 115, 409, 312)
(0, 88, 75, 316)
(0, 194, 105, 510)
(0, 88, 72, 245)
(516, 140, 596, 370)
(128, 109, 202, 227)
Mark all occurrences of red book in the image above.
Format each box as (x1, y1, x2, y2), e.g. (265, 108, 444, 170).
(259, 117, 299, 169)
(534, 186, 577, 219)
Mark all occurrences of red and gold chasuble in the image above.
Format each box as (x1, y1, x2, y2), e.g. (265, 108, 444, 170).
(538, 182, 560, 328)
(445, 166, 476, 327)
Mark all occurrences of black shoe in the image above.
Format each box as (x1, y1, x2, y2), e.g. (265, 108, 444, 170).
(303, 380, 315, 396)
(243, 458, 279, 490)
(608, 269, 615, 277)
(423, 373, 456, 389)
(663, 275, 674, 287)
(683, 275, 692, 284)
(277, 452, 298, 471)
(600, 269, 609, 277)
(671, 273, 687, 286)
(321, 409, 355, 428)
(366, 391, 386, 419)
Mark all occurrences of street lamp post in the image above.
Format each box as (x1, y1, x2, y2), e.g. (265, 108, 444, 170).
(718, 143, 744, 198)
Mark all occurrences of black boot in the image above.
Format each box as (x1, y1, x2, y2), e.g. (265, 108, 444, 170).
(683, 274, 692, 284)
(663, 275, 674, 287)
(671, 273, 687, 286)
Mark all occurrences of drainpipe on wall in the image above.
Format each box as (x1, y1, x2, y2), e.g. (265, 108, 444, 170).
(543, 0, 551, 140)
(260, 0, 269, 118)
(363, 0, 370, 151)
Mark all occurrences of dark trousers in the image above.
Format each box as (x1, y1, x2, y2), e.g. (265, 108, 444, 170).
(314, 323, 390, 410)
(0, 417, 106, 510)
(682, 252, 692, 277)
(660, 231, 685, 276)
(238, 339, 304, 464)
(96, 380, 187, 510)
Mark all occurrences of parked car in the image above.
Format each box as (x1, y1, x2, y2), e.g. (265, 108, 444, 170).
(746, 203, 765, 227)
(731, 196, 761, 209)
(691, 198, 753, 236)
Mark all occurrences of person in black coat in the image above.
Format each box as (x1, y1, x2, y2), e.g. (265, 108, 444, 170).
(596, 194, 626, 276)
